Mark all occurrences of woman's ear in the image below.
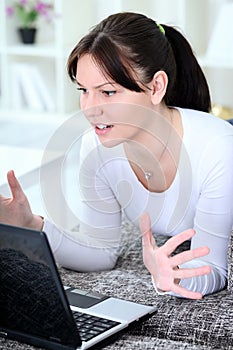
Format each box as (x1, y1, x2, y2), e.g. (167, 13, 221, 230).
(150, 71, 168, 105)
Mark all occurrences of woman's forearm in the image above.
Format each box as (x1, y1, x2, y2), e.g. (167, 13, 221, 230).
(43, 219, 121, 272)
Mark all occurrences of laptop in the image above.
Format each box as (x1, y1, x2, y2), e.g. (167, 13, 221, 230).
(0, 223, 157, 350)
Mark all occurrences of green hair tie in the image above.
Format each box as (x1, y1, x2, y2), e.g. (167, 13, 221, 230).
(157, 23, 165, 35)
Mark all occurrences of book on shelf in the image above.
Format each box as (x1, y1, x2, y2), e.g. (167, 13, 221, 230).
(11, 63, 55, 112)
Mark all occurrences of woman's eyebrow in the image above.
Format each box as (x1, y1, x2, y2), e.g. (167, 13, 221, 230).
(76, 80, 116, 89)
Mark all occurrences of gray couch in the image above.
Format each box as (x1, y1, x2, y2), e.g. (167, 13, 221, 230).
(1, 219, 233, 350)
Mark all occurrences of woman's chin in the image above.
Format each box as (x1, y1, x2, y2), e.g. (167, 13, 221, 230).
(97, 135, 124, 148)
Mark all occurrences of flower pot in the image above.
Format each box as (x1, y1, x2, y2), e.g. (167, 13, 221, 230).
(18, 28, 37, 44)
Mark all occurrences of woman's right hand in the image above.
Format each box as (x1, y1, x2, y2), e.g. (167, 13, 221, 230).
(0, 170, 43, 230)
(139, 212, 211, 299)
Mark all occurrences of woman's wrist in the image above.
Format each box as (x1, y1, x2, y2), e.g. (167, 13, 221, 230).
(28, 215, 44, 231)
(151, 275, 170, 295)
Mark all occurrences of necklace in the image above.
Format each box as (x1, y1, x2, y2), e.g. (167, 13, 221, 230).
(144, 109, 173, 181)
(144, 171, 153, 180)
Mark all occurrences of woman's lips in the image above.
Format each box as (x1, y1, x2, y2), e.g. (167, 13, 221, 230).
(94, 124, 114, 135)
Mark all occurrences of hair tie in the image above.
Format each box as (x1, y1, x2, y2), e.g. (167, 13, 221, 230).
(157, 23, 165, 35)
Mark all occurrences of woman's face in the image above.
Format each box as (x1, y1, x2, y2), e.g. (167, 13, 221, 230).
(76, 54, 157, 147)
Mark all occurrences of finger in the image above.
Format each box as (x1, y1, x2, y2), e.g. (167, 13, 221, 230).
(171, 284, 203, 300)
(175, 265, 211, 279)
(162, 229, 196, 256)
(140, 212, 157, 249)
(7, 170, 24, 200)
(171, 246, 210, 266)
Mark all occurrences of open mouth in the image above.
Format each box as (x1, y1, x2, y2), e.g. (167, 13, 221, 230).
(95, 124, 114, 130)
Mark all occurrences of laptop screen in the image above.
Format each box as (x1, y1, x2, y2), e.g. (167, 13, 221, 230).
(0, 224, 81, 349)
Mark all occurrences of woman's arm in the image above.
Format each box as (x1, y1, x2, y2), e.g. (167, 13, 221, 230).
(0, 133, 123, 273)
(178, 135, 233, 295)
(0, 169, 122, 272)
(140, 134, 233, 298)
(43, 218, 121, 271)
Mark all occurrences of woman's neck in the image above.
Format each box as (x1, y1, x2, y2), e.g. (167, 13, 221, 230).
(124, 107, 182, 192)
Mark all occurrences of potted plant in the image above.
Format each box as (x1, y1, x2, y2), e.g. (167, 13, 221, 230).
(6, 0, 54, 44)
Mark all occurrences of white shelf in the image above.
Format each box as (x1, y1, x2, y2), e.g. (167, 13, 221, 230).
(5, 44, 59, 57)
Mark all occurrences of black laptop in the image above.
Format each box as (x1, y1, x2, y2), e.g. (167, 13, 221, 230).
(0, 223, 156, 349)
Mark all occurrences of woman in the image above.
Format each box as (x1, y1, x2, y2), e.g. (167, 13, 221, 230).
(1, 12, 233, 300)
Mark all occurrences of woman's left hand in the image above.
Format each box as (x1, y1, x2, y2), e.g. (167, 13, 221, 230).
(0, 170, 43, 230)
(139, 212, 211, 299)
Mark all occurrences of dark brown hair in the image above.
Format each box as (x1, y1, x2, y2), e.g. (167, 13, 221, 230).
(67, 12, 211, 112)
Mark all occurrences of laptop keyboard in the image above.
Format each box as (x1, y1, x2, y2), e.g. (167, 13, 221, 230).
(72, 311, 120, 342)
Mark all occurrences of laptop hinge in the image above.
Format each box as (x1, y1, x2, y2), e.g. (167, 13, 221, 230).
(49, 336, 62, 343)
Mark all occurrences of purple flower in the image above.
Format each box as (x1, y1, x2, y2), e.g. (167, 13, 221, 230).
(6, 6, 14, 17)
(6, 0, 55, 27)
(35, 1, 48, 15)
(20, 0, 28, 6)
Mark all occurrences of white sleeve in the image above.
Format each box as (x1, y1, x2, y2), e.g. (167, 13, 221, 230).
(42, 132, 122, 272)
(43, 218, 121, 272)
(176, 134, 233, 296)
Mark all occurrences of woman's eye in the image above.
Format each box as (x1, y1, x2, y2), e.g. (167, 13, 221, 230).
(102, 90, 116, 96)
(77, 87, 88, 94)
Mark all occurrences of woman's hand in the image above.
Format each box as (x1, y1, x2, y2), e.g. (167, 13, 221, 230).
(0, 170, 43, 230)
(139, 212, 211, 299)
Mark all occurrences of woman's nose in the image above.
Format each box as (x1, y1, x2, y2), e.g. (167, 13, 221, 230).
(84, 104, 103, 118)
(81, 94, 103, 118)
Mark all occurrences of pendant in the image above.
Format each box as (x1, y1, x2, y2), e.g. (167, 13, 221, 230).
(144, 171, 153, 180)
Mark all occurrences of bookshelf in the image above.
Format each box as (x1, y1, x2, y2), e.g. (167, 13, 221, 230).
(0, 0, 232, 121)
(0, 0, 93, 120)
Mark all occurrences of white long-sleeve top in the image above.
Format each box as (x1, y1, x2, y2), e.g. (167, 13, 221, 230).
(43, 108, 233, 297)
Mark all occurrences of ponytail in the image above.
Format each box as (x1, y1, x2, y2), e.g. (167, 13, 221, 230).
(162, 24, 211, 112)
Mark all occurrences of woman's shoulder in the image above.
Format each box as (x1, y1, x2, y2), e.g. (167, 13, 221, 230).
(179, 107, 233, 138)
(177, 108, 233, 168)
